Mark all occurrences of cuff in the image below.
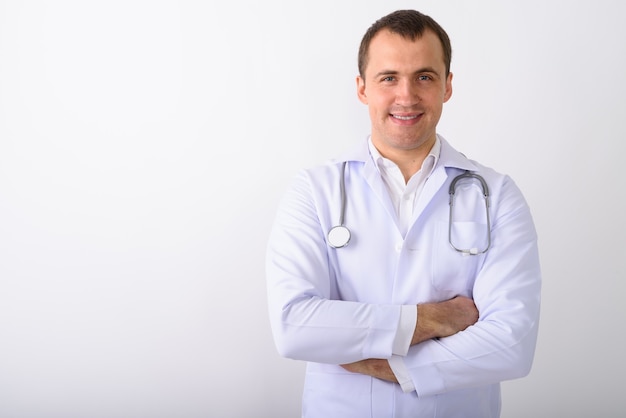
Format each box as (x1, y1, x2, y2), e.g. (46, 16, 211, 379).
(392, 304, 417, 356)
(388, 355, 416, 393)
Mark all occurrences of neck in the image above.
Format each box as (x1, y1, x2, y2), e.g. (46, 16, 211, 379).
(391, 152, 426, 183)
(373, 139, 435, 183)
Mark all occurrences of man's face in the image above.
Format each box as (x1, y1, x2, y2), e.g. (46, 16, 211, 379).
(357, 29, 453, 157)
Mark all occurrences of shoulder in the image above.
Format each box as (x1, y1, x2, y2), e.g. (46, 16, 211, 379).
(439, 137, 514, 189)
(439, 136, 529, 213)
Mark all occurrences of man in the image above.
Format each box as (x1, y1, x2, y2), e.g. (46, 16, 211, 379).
(266, 9, 541, 417)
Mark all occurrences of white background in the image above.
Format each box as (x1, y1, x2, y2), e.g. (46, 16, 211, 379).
(1, 1, 624, 417)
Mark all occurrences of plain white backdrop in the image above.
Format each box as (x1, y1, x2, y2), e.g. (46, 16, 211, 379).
(1, 1, 624, 417)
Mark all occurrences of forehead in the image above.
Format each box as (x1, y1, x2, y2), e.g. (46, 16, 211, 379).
(365, 29, 446, 75)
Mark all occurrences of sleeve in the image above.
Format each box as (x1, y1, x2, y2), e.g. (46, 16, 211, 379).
(266, 169, 404, 364)
(388, 305, 418, 392)
(405, 175, 542, 396)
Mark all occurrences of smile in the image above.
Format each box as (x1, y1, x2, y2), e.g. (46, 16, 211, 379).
(391, 113, 422, 122)
(392, 114, 418, 120)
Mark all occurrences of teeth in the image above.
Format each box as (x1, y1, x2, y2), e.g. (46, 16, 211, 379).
(393, 115, 417, 120)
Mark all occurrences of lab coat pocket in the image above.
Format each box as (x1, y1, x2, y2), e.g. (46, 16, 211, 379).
(431, 221, 484, 294)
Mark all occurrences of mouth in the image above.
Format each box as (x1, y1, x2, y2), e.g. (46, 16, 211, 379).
(392, 114, 418, 120)
(390, 112, 422, 123)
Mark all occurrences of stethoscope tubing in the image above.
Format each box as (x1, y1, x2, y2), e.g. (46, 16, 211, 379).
(327, 161, 351, 248)
(448, 170, 491, 255)
(327, 164, 491, 255)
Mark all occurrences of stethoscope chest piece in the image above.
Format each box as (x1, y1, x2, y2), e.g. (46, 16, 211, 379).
(327, 163, 491, 255)
(327, 161, 352, 249)
(328, 225, 351, 248)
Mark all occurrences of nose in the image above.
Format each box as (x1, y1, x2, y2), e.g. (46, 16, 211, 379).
(395, 79, 420, 106)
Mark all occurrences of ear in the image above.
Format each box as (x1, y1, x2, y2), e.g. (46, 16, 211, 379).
(356, 75, 368, 104)
(443, 72, 453, 103)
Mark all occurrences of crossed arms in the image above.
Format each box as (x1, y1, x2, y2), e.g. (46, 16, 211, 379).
(267, 169, 541, 395)
(341, 296, 479, 382)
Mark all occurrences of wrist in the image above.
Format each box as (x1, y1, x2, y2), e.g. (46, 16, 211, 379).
(411, 303, 439, 345)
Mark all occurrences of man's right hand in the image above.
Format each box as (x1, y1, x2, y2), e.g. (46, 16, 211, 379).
(411, 296, 479, 345)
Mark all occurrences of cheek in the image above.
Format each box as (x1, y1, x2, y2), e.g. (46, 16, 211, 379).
(368, 106, 381, 123)
(369, 95, 391, 115)
(371, 105, 390, 122)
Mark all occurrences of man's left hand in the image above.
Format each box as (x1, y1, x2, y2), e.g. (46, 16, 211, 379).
(340, 359, 398, 383)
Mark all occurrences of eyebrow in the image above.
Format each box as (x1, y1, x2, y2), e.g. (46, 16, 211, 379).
(373, 67, 441, 79)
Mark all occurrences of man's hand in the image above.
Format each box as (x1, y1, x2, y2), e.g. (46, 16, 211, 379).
(340, 359, 398, 383)
(341, 296, 478, 382)
(412, 295, 479, 345)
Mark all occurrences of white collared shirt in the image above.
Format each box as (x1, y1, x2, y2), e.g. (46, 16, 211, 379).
(367, 136, 441, 392)
(368, 138, 440, 237)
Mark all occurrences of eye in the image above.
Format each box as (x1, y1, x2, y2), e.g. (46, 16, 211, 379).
(418, 75, 432, 81)
(382, 76, 395, 82)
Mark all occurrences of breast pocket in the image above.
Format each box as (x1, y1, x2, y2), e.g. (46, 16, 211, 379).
(431, 221, 484, 295)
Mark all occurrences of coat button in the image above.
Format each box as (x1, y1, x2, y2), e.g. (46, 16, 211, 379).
(395, 242, 403, 252)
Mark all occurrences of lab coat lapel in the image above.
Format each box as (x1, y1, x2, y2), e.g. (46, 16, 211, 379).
(362, 157, 400, 229)
(337, 137, 401, 231)
(410, 137, 477, 226)
(412, 166, 448, 220)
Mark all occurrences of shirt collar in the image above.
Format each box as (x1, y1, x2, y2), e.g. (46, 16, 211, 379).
(333, 134, 477, 174)
(367, 136, 441, 180)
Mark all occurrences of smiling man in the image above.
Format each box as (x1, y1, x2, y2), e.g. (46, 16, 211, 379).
(357, 26, 452, 182)
(267, 10, 541, 417)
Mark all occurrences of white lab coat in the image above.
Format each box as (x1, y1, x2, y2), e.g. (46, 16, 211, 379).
(266, 136, 541, 418)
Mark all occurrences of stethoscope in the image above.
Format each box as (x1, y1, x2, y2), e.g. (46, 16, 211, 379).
(327, 162, 491, 255)
(448, 170, 491, 255)
(327, 162, 352, 248)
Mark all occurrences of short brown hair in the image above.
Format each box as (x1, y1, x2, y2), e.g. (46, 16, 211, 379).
(358, 10, 452, 78)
